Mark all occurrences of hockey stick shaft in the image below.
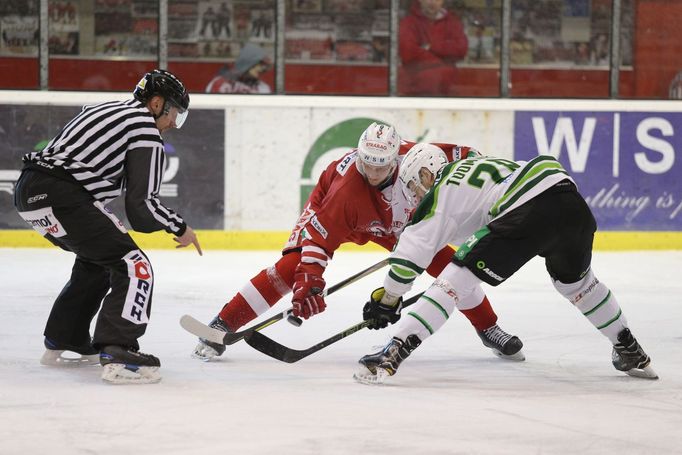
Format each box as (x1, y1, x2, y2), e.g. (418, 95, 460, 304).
(180, 258, 390, 345)
(244, 292, 424, 363)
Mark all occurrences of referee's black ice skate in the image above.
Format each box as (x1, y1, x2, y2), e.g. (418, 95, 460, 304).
(477, 324, 525, 361)
(354, 334, 422, 385)
(192, 315, 229, 361)
(100, 345, 161, 384)
(41, 337, 100, 366)
(612, 328, 658, 379)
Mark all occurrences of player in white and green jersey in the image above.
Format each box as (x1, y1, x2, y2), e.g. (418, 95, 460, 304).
(354, 144, 657, 384)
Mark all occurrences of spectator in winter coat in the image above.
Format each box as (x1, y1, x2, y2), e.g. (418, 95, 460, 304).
(399, 0, 468, 96)
(205, 42, 272, 94)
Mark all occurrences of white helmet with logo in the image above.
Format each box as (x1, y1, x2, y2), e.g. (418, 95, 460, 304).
(357, 122, 401, 168)
(399, 142, 448, 205)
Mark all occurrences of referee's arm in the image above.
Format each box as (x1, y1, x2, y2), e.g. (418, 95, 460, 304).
(124, 146, 187, 236)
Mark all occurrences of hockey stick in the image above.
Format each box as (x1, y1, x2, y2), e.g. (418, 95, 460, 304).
(179, 258, 390, 345)
(243, 292, 424, 363)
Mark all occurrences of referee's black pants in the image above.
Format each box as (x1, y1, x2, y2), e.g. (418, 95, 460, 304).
(14, 168, 153, 351)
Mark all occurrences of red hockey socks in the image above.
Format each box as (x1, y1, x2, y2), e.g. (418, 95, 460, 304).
(459, 296, 498, 331)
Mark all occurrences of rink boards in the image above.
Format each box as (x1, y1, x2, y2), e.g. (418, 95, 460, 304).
(1, 92, 682, 250)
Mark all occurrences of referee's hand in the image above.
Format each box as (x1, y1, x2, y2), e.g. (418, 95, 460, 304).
(174, 226, 203, 256)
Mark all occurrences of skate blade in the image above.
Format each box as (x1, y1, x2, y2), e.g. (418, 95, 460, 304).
(40, 350, 100, 367)
(353, 365, 390, 385)
(492, 348, 526, 362)
(625, 364, 659, 380)
(101, 364, 161, 384)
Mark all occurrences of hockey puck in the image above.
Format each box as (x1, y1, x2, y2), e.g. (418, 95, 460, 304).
(287, 315, 303, 327)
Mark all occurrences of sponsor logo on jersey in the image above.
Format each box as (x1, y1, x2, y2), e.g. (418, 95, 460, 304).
(367, 220, 389, 237)
(476, 260, 504, 282)
(310, 215, 328, 239)
(336, 153, 355, 176)
(27, 194, 47, 204)
(17, 206, 67, 238)
(122, 251, 153, 324)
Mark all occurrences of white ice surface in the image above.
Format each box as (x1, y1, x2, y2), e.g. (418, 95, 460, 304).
(1, 248, 681, 455)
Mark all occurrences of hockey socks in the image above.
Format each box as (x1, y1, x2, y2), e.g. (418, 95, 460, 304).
(219, 255, 297, 331)
(553, 269, 627, 343)
(458, 293, 498, 331)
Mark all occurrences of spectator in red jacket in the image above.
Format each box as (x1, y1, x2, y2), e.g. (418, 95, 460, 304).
(399, 0, 468, 96)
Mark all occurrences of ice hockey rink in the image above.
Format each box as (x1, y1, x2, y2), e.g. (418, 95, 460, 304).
(1, 247, 681, 455)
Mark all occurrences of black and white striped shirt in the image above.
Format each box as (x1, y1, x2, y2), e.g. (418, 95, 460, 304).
(23, 99, 186, 235)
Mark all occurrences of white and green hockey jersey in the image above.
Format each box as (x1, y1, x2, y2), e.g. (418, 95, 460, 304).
(385, 155, 575, 294)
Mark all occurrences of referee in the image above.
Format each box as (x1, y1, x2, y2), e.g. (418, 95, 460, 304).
(14, 69, 202, 384)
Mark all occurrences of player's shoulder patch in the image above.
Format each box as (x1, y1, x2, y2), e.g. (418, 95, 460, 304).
(336, 151, 357, 176)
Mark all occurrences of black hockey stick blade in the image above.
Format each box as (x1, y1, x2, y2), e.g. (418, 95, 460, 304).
(179, 258, 390, 345)
(244, 292, 424, 363)
(246, 321, 371, 363)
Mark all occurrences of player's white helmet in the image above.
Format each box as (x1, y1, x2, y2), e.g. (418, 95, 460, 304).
(357, 122, 401, 168)
(399, 142, 448, 206)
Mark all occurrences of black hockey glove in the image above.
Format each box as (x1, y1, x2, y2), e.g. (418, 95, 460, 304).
(363, 287, 403, 330)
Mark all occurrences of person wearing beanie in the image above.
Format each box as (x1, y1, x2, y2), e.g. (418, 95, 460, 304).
(205, 42, 272, 94)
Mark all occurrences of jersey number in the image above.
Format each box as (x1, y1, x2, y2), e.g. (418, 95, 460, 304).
(467, 159, 518, 189)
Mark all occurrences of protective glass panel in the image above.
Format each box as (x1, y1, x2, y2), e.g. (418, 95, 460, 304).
(508, 0, 633, 98)
(284, 0, 390, 95)
(47, 0, 159, 90)
(168, 0, 276, 94)
(397, 0, 501, 97)
(0, 0, 40, 89)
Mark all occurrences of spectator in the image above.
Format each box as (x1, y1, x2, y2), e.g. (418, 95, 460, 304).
(399, 0, 468, 96)
(205, 43, 272, 94)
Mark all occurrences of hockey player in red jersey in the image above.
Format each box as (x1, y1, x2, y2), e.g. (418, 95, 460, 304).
(192, 123, 524, 361)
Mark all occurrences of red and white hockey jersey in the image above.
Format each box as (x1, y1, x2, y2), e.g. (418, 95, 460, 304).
(284, 140, 479, 261)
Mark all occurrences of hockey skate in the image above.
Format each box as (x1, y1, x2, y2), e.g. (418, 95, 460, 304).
(40, 337, 100, 367)
(192, 315, 229, 361)
(612, 328, 658, 379)
(100, 345, 161, 384)
(354, 335, 422, 385)
(477, 324, 525, 361)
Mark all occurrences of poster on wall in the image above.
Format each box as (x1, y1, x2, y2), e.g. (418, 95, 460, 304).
(0, 16, 38, 56)
(48, 0, 80, 55)
(0, 105, 225, 230)
(514, 111, 682, 230)
(249, 8, 274, 42)
(93, 0, 158, 56)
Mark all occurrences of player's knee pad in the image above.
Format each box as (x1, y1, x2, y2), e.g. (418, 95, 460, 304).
(437, 262, 481, 302)
(553, 268, 627, 341)
(271, 251, 300, 291)
(552, 268, 608, 310)
(454, 284, 485, 311)
(395, 277, 458, 342)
